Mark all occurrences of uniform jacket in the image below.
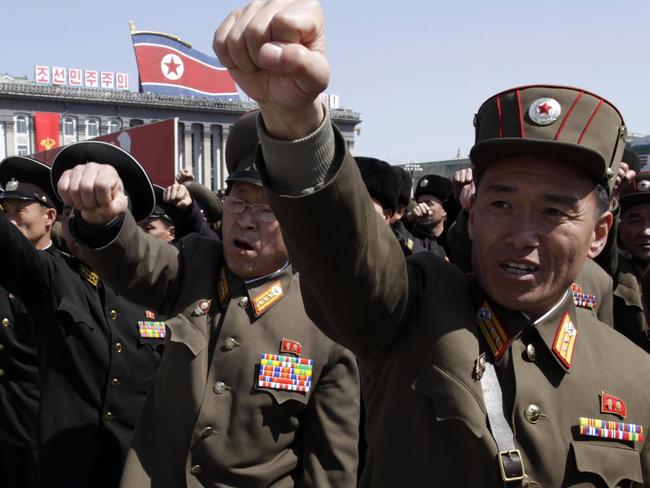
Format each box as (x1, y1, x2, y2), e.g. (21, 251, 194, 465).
(392, 220, 427, 257)
(0, 286, 39, 449)
(0, 213, 164, 488)
(76, 214, 360, 488)
(258, 124, 650, 487)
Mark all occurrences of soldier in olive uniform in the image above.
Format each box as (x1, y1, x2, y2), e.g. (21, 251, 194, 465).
(212, 2, 650, 486)
(54, 114, 360, 487)
(0, 151, 165, 488)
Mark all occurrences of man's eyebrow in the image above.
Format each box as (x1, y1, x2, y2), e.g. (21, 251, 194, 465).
(543, 193, 579, 207)
(483, 183, 515, 193)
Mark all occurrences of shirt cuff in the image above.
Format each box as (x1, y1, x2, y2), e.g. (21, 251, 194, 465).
(256, 108, 336, 194)
(71, 212, 125, 249)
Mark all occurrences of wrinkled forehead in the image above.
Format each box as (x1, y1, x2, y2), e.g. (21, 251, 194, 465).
(229, 180, 268, 203)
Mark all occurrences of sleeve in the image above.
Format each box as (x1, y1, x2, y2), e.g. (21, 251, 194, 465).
(597, 272, 614, 328)
(0, 212, 53, 307)
(257, 121, 409, 360)
(74, 211, 184, 315)
(168, 201, 219, 241)
(298, 344, 360, 488)
(445, 210, 474, 273)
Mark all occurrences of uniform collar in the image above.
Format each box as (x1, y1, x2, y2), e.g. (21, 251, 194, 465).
(471, 277, 579, 373)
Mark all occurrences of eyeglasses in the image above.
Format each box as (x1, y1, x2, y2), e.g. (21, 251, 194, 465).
(223, 196, 276, 222)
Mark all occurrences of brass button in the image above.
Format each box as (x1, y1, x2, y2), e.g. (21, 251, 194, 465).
(2, 318, 9, 327)
(223, 337, 237, 350)
(111, 378, 121, 387)
(524, 404, 541, 424)
(190, 464, 202, 475)
(108, 309, 118, 320)
(525, 344, 536, 362)
(104, 411, 114, 422)
(0, 344, 5, 352)
(114, 342, 124, 353)
(213, 381, 226, 394)
(0, 369, 5, 377)
(201, 426, 215, 437)
(239, 297, 249, 309)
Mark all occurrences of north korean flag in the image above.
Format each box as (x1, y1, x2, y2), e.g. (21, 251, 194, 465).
(132, 32, 239, 100)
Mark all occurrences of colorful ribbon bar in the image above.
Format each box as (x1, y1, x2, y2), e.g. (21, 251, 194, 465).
(262, 353, 314, 366)
(579, 425, 644, 442)
(579, 417, 643, 434)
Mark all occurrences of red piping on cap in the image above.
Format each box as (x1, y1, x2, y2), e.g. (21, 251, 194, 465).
(554, 91, 584, 140)
(578, 99, 604, 144)
(516, 89, 525, 138)
(496, 95, 504, 138)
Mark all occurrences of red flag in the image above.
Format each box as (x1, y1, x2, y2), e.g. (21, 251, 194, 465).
(34, 113, 59, 152)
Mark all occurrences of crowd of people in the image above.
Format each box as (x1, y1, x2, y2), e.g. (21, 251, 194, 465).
(1, 1, 650, 486)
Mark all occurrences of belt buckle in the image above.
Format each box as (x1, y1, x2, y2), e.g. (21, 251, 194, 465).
(498, 449, 526, 483)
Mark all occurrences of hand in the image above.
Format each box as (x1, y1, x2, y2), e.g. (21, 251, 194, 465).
(612, 161, 635, 199)
(56, 163, 128, 225)
(214, 0, 329, 140)
(452, 168, 473, 200)
(176, 168, 195, 184)
(164, 183, 193, 209)
(406, 202, 433, 222)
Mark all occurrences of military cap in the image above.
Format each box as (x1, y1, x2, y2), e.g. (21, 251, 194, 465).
(226, 111, 261, 186)
(149, 185, 173, 225)
(51, 141, 155, 222)
(393, 166, 413, 207)
(470, 85, 627, 193)
(355, 157, 401, 213)
(623, 148, 641, 173)
(414, 174, 453, 202)
(619, 172, 650, 213)
(0, 156, 61, 212)
(184, 181, 223, 224)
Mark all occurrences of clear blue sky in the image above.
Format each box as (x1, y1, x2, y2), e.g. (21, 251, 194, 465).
(4, 0, 650, 164)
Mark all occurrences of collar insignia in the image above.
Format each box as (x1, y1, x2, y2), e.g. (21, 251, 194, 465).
(252, 280, 284, 317)
(552, 312, 577, 369)
(475, 302, 511, 362)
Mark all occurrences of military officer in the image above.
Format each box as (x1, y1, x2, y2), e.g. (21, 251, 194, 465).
(0, 158, 48, 488)
(0, 149, 165, 488)
(213, 2, 650, 486)
(54, 114, 360, 487)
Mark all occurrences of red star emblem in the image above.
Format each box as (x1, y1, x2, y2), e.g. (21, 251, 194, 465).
(537, 102, 552, 115)
(165, 57, 181, 75)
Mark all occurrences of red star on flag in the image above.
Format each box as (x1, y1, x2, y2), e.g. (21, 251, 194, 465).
(165, 57, 181, 75)
(537, 102, 552, 115)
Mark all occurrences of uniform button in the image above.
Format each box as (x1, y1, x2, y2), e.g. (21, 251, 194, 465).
(525, 344, 536, 362)
(190, 464, 202, 475)
(2, 318, 10, 327)
(114, 342, 124, 353)
(0, 369, 5, 377)
(239, 296, 249, 309)
(213, 381, 226, 394)
(104, 411, 114, 422)
(524, 404, 541, 424)
(108, 309, 119, 320)
(111, 378, 121, 387)
(223, 337, 237, 350)
(0, 344, 5, 352)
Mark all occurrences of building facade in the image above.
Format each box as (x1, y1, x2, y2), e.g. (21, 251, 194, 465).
(0, 75, 361, 190)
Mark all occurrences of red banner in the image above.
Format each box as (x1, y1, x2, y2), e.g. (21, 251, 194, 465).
(32, 118, 178, 187)
(34, 112, 60, 152)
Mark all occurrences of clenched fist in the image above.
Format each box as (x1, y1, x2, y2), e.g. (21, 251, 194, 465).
(56, 163, 128, 225)
(214, 0, 329, 140)
(164, 183, 193, 209)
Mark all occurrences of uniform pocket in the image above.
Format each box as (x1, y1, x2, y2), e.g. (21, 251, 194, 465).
(257, 386, 309, 406)
(56, 296, 95, 331)
(572, 441, 642, 487)
(412, 363, 486, 438)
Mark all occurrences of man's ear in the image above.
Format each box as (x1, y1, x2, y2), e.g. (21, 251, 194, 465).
(587, 211, 613, 258)
(169, 226, 176, 242)
(44, 207, 57, 226)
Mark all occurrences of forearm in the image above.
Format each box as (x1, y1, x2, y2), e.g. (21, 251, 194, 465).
(257, 118, 408, 358)
(73, 211, 182, 314)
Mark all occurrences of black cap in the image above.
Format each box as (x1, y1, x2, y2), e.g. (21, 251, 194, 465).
(184, 181, 223, 224)
(355, 156, 401, 213)
(226, 111, 261, 186)
(619, 172, 650, 213)
(414, 174, 452, 202)
(623, 148, 641, 174)
(0, 156, 61, 212)
(392, 166, 412, 207)
(51, 141, 155, 222)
